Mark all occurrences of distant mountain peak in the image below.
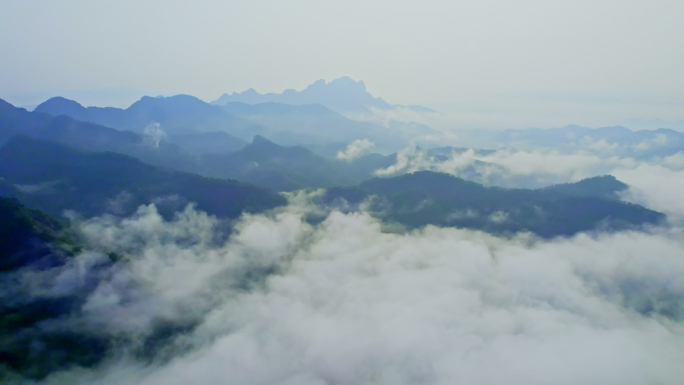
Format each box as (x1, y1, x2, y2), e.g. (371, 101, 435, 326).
(0, 97, 20, 112)
(41, 96, 84, 107)
(35, 97, 86, 115)
(132, 94, 203, 105)
(247, 135, 281, 152)
(252, 134, 274, 145)
(34, 97, 88, 121)
(303, 77, 366, 92)
(328, 76, 366, 90)
(310, 79, 327, 87)
(243, 88, 259, 95)
(211, 77, 430, 114)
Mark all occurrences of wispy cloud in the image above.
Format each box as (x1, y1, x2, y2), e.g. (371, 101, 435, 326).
(336, 139, 375, 161)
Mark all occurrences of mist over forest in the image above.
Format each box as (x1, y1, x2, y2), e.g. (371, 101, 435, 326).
(2, 1, 684, 384)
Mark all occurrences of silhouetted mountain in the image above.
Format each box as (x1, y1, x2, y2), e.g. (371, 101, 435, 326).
(324, 171, 663, 237)
(214, 77, 389, 113)
(0, 98, 43, 144)
(33, 95, 417, 152)
(0, 98, 202, 173)
(213, 77, 435, 115)
(29, 96, 92, 121)
(0, 136, 286, 218)
(204, 135, 359, 191)
(35, 95, 257, 136)
(497, 124, 684, 158)
(3, 97, 406, 192)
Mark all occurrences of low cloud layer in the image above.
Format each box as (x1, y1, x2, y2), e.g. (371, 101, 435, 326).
(11, 192, 683, 385)
(375, 146, 684, 220)
(375, 146, 634, 185)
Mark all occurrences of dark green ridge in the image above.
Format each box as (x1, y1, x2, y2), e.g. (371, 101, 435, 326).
(324, 171, 663, 238)
(0, 136, 286, 219)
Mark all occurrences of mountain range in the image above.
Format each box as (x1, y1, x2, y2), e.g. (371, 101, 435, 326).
(0, 98, 203, 174)
(34, 94, 255, 136)
(0, 136, 285, 219)
(2, 84, 677, 235)
(33, 93, 421, 154)
(212, 76, 435, 115)
(2, 98, 392, 191)
(0, 132, 661, 239)
(324, 171, 663, 237)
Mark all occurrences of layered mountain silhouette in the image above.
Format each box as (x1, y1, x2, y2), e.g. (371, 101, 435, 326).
(213, 76, 434, 115)
(0, 98, 202, 173)
(2, 98, 400, 192)
(32, 95, 417, 153)
(0, 136, 285, 218)
(34, 95, 256, 136)
(324, 171, 663, 237)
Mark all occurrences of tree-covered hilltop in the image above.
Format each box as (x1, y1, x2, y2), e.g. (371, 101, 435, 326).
(0, 197, 105, 380)
(203, 135, 360, 191)
(324, 171, 664, 237)
(0, 197, 75, 272)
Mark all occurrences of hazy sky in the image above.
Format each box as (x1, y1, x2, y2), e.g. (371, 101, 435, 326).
(1, 0, 683, 126)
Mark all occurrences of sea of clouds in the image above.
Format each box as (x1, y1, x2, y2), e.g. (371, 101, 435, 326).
(8, 182, 682, 384)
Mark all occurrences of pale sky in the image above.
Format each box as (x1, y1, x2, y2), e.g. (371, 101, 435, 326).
(1, 0, 683, 128)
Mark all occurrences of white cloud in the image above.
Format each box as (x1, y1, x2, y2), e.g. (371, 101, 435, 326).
(374, 146, 638, 187)
(143, 122, 167, 148)
(662, 151, 684, 169)
(336, 139, 375, 161)
(374, 145, 435, 176)
(23, 198, 684, 385)
(614, 164, 684, 221)
(487, 210, 508, 223)
(371, 145, 684, 225)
